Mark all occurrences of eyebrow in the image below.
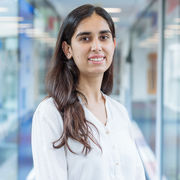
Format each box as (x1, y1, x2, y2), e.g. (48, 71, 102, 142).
(76, 30, 112, 38)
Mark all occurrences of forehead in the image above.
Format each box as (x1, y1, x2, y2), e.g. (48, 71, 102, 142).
(73, 13, 110, 35)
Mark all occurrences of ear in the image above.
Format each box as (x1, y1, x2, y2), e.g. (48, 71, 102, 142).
(113, 38, 116, 48)
(62, 41, 72, 59)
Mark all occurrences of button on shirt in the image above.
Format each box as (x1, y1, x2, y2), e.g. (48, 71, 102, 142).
(32, 94, 145, 180)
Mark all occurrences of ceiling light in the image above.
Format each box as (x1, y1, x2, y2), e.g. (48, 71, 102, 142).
(174, 18, 180, 23)
(0, 22, 18, 28)
(104, 8, 122, 13)
(18, 23, 32, 28)
(0, 7, 8, 13)
(0, 16, 24, 22)
(167, 24, 180, 30)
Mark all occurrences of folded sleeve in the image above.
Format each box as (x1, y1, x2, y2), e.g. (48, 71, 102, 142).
(31, 99, 68, 180)
(123, 108, 146, 179)
(117, 103, 146, 180)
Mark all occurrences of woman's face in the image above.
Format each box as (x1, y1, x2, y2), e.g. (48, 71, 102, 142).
(63, 12, 116, 77)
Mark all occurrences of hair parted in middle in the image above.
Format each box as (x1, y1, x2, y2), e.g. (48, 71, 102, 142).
(46, 4, 116, 155)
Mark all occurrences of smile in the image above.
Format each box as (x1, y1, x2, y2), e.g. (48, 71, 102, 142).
(88, 57, 105, 62)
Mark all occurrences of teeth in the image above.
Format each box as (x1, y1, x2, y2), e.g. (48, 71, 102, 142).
(89, 57, 104, 61)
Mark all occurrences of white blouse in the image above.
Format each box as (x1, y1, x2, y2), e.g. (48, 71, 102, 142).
(31, 94, 145, 180)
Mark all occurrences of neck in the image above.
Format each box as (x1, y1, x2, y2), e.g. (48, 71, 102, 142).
(77, 74, 104, 104)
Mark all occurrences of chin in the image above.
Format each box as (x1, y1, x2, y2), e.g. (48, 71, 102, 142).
(89, 69, 106, 76)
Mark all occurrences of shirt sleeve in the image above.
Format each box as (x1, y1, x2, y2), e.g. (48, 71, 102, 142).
(31, 99, 68, 180)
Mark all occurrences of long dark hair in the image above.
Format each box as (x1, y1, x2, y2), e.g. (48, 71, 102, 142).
(46, 4, 115, 155)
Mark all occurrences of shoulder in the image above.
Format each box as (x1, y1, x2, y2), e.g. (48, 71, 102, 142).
(36, 97, 57, 113)
(32, 97, 64, 148)
(105, 95, 133, 134)
(105, 95, 129, 116)
(34, 97, 60, 117)
(33, 97, 63, 128)
(105, 95, 131, 127)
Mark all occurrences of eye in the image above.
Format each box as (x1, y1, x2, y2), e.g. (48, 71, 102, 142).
(80, 36, 90, 41)
(100, 35, 109, 40)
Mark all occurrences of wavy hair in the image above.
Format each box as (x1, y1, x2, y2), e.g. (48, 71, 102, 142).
(46, 4, 115, 155)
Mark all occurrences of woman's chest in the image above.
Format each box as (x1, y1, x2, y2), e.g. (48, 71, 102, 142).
(65, 124, 138, 180)
(65, 121, 137, 166)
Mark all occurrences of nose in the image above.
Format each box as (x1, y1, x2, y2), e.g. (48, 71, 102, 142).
(91, 38, 102, 52)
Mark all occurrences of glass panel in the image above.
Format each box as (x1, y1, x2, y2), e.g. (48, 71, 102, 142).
(130, 1, 159, 178)
(131, 1, 158, 152)
(163, 0, 180, 179)
(18, 1, 60, 179)
(18, 0, 34, 179)
(0, 1, 18, 179)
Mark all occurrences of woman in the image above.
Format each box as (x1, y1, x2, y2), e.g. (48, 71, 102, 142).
(32, 4, 145, 180)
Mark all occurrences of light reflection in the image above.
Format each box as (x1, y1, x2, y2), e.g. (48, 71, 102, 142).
(0, 7, 8, 13)
(167, 24, 180, 30)
(104, 8, 122, 13)
(174, 18, 180, 23)
(0, 16, 24, 22)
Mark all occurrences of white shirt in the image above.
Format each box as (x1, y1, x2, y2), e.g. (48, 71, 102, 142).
(31, 94, 145, 180)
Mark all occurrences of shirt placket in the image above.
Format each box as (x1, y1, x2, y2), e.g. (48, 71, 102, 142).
(105, 122, 124, 180)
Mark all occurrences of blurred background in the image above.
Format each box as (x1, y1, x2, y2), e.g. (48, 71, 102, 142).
(0, 0, 180, 179)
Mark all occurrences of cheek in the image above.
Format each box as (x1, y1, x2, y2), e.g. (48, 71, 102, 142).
(107, 44, 115, 58)
(72, 52, 86, 68)
(111, 42, 115, 52)
(72, 45, 88, 61)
